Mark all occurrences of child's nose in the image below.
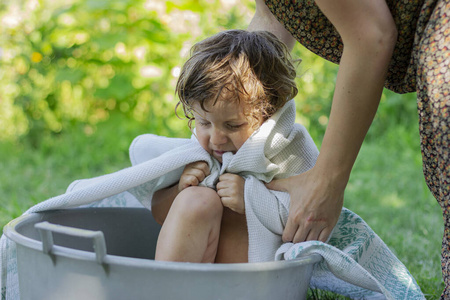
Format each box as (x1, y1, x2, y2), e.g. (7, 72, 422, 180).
(210, 128, 227, 145)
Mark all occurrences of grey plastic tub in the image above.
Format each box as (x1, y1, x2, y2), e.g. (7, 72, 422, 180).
(4, 207, 322, 300)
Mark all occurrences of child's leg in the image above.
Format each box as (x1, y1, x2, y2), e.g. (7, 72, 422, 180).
(214, 208, 248, 263)
(155, 186, 223, 263)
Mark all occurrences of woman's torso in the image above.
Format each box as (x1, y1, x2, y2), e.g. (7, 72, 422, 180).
(265, 0, 437, 93)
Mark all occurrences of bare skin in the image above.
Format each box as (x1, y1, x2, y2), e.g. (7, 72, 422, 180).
(249, 0, 397, 243)
(153, 163, 249, 263)
(215, 207, 248, 263)
(153, 99, 258, 263)
(155, 186, 223, 263)
(215, 173, 248, 263)
(151, 161, 211, 225)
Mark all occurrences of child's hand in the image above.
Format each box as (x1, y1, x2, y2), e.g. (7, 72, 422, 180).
(178, 161, 210, 192)
(216, 173, 245, 214)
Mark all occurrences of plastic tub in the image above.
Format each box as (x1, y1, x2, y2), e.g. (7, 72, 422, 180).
(4, 207, 322, 300)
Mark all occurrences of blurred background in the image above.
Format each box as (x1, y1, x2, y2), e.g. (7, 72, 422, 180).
(0, 0, 444, 297)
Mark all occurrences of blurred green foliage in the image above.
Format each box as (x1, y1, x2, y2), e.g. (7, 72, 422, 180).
(0, 0, 255, 144)
(0, 0, 418, 146)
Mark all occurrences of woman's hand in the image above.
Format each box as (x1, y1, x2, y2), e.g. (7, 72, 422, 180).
(266, 165, 345, 243)
(178, 161, 211, 192)
(216, 173, 245, 214)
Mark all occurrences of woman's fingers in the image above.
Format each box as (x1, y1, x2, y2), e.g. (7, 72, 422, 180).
(265, 177, 290, 192)
(267, 171, 343, 244)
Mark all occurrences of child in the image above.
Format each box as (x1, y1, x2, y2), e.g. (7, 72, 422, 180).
(151, 29, 298, 263)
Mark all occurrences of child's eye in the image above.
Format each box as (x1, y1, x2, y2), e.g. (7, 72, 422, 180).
(227, 123, 243, 130)
(198, 121, 210, 127)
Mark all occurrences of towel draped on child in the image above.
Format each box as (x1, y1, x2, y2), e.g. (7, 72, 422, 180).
(1, 100, 424, 299)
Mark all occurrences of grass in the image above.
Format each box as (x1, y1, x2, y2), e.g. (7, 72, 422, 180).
(0, 111, 444, 299)
(0, 114, 148, 229)
(345, 123, 444, 299)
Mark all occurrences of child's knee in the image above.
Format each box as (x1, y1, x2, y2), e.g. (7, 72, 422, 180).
(173, 186, 223, 221)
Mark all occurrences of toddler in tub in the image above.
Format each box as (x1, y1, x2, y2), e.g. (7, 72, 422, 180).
(151, 29, 303, 263)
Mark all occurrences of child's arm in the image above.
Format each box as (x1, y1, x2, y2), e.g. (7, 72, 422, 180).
(152, 161, 211, 224)
(216, 173, 245, 214)
(215, 173, 247, 263)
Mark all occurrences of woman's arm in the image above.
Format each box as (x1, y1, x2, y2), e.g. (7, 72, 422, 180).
(248, 0, 296, 50)
(256, 0, 398, 242)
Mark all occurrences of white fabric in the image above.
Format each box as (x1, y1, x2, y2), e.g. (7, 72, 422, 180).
(0, 100, 424, 299)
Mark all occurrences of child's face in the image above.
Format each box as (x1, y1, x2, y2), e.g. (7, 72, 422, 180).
(192, 98, 261, 163)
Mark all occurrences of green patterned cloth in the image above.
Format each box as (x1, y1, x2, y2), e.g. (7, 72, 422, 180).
(276, 208, 424, 299)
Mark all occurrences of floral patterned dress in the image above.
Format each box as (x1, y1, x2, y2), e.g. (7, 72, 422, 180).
(264, 0, 450, 298)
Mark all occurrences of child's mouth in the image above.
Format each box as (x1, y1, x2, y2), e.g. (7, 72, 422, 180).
(214, 150, 226, 156)
(212, 150, 236, 161)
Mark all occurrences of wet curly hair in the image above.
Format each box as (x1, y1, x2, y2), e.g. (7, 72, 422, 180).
(175, 29, 298, 128)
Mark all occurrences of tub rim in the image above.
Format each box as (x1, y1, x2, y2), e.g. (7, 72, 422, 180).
(3, 208, 323, 272)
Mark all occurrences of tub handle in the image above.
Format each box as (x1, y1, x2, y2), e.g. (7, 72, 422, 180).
(35, 221, 107, 264)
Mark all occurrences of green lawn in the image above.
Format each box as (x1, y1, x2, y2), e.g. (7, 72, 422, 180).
(346, 124, 444, 298)
(0, 111, 444, 299)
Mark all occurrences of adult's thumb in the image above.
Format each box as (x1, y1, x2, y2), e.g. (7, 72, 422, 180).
(265, 177, 289, 192)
